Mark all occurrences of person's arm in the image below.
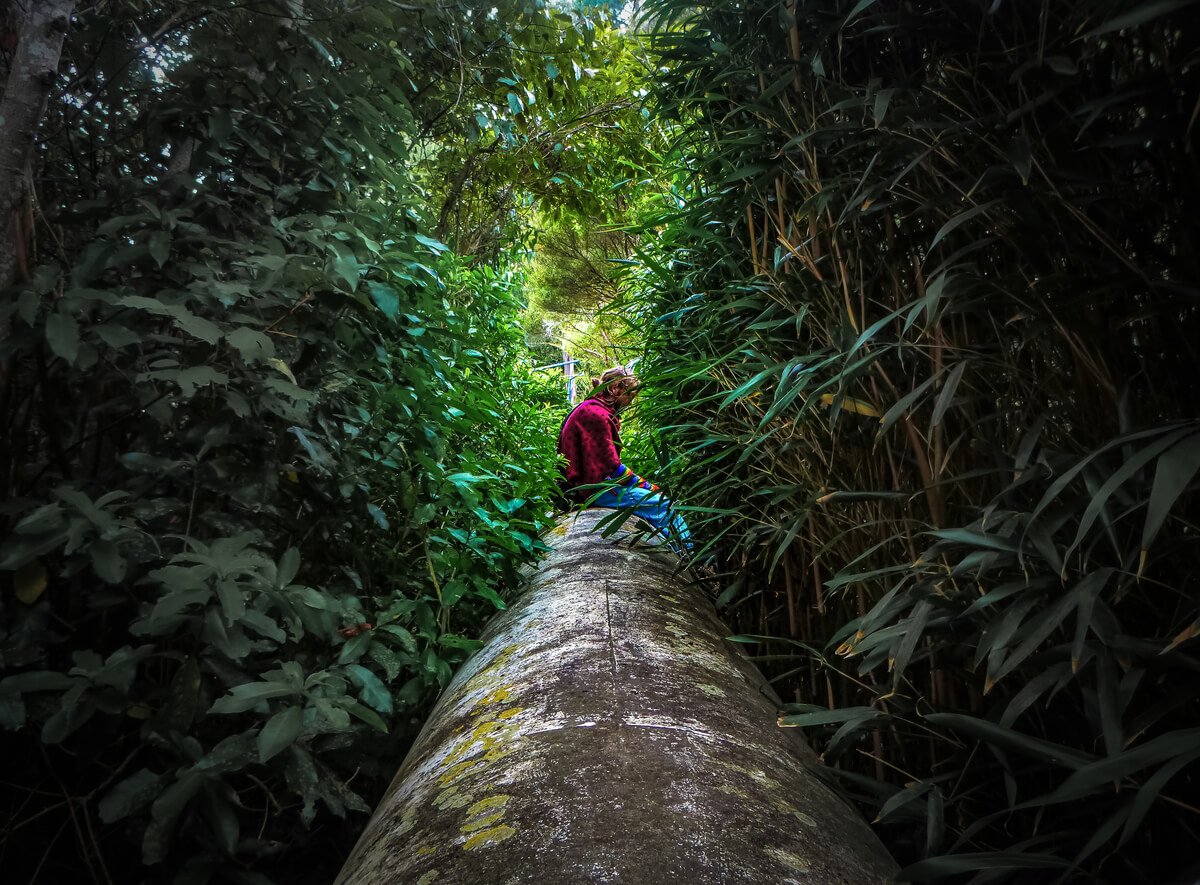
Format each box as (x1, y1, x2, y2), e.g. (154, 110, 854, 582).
(610, 463, 658, 492)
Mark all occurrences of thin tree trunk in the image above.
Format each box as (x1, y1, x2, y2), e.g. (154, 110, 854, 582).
(338, 510, 897, 884)
(0, 0, 74, 290)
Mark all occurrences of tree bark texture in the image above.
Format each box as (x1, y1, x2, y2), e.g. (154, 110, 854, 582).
(0, 0, 73, 290)
(337, 509, 898, 884)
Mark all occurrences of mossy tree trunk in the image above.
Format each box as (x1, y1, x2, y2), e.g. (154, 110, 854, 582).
(338, 510, 897, 884)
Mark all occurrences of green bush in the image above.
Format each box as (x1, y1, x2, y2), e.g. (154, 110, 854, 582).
(0, 3, 560, 880)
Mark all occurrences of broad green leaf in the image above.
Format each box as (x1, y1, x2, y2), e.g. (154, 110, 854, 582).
(161, 366, 229, 397)
(90, 540, 127, 584)
(215, 578, 247, 624)
(347, 664, 393, 714)
(226, 327, 276, 363)
(142, 772, 203, 865)
(873, 88, 895, 127)
(413, 233, 448, 254)
(259, 706, 305, 762)
(345, 700, 387, 733)
(202, 787, 240, 856)
(209, 681, 298, 714)
(148, 230, 171, 267)
(192, 731, 259, 774)
(367, 281, 399, 319)
(338, 632, 371, 664)
(368, 642, 404, 681)
(313, 697, 350, 729)
(1001, 662, 1076, 729)
(45, 312, 80, 364)
(171, 310, 222, 345)
(367, 502, 389, 530)
(99, 769, 162, 823)
(277, 547, 301, 588)
(0, 695, 25, 730)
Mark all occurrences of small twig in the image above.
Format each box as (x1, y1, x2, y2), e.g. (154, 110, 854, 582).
(0, 798, 71, 836)
(854, 747, 918, 781)
(80, 801, 114, 885)
(29, 818, 70, 883)
(264, 291, 313, 332)
(245, 773, 282, 814)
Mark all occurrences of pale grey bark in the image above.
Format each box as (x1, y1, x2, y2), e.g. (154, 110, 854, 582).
(0, 0, 73, 290)
(338, 510, 897, 884)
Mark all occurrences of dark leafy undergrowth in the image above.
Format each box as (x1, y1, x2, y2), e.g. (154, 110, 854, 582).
(0, 2, 564, 881)
(625, 0, 1200, 881)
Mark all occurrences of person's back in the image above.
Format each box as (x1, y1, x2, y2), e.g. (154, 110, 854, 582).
(557, 396, 622, 502)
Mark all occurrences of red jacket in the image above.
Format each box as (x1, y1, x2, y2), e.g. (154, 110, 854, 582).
(557, 398, 622, 500)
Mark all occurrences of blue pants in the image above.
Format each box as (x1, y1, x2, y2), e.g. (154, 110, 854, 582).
(590, 485, 692, 553)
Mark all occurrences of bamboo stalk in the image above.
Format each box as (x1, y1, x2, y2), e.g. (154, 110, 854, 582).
(746, 204, 760, 276)
(784, 554, 799, 637)
(787, 0, 803, 95)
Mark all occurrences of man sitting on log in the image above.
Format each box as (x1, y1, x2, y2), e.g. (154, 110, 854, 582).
(556, 365, 692, 553)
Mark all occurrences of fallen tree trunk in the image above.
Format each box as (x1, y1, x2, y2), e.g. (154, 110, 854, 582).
(338, 510, 897, 884)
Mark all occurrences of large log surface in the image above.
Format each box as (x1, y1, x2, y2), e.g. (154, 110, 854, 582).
(337, 510, 897, 884)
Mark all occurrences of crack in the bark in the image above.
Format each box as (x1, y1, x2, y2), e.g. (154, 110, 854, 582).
(604, 578, 619, 685)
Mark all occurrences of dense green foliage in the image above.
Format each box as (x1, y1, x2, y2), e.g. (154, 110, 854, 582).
(5, 0, 1200, 881)
(625, 0, 1200, 880)
(0, 2, 574, 880)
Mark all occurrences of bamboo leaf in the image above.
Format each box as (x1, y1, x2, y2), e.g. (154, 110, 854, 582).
(1041, 727, 1200, 804)
(874, 780, 930, 823)
(1083, 0, 1199, 37)
(899, 851, 1069, 880)
(843, 0, 879, 29)
(1140, 429, 1200, 571)
(1119, 748, 1200, 845)
(1065, 428, 1190, 563)
(924, 712, 1096, 769)
(1000, 661, 1076, 728)
(929, 200, 1001, 252)
(890, 600, 932, 690)
(930, 361, 968, 428)
(879, 372, 940, 431)
(992, 569, 1112, 686)
(778, 705, 882, 727)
